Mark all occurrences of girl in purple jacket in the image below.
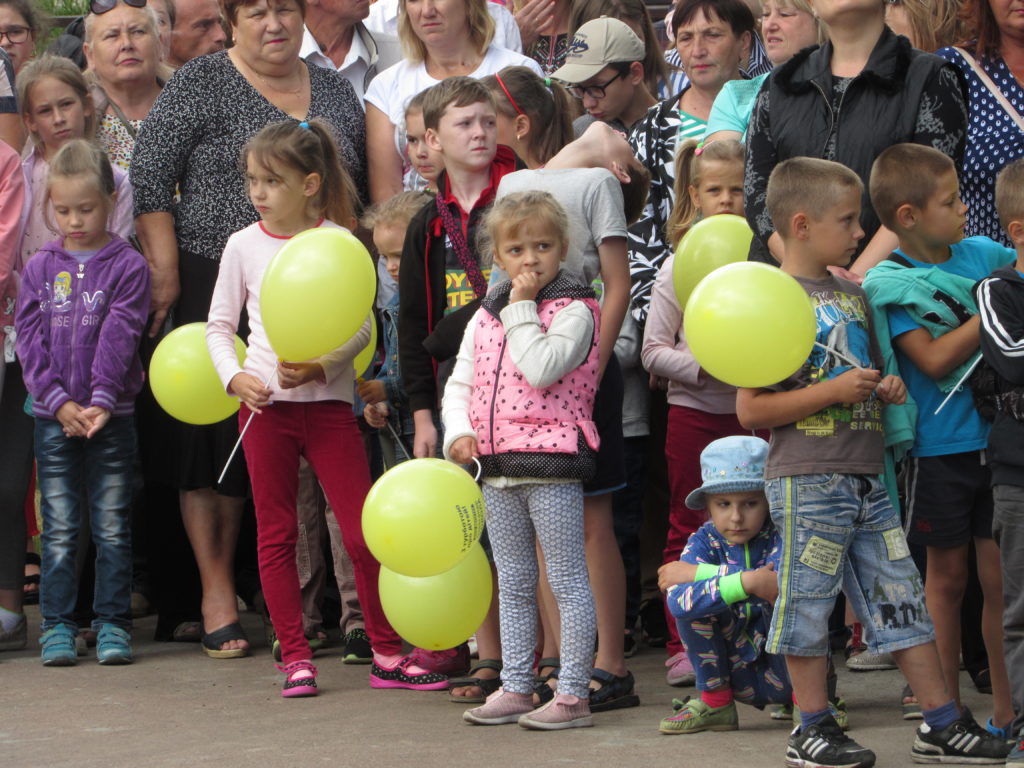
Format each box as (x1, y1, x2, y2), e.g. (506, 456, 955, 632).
(15, 140, 150, 668)
(442, 191, 600, 731)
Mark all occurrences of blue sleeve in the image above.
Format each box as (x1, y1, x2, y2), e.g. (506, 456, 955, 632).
(668, 527, 749, 620)
(888, 306, 920, 338)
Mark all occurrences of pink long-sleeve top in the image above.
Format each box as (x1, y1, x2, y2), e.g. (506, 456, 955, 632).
(640, 254, 738, 414)
(0, 141, 24, 355)
(206, 220, 371, 404)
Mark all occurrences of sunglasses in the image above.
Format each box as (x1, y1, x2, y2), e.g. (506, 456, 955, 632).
(90, 0, 147, 15)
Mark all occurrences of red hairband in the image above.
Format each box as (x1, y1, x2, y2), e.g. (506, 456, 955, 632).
(494, 72, 523, 116)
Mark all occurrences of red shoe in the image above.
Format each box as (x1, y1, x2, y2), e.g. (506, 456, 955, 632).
(412, 643, 471, 676)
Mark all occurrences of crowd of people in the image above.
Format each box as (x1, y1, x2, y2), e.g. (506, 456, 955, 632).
(1, 0, 1023, 762)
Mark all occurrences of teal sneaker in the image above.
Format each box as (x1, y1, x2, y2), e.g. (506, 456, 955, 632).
(40, 624, 77, 667)
(96, 624, 133, 665)
(659, 697, 738, 734)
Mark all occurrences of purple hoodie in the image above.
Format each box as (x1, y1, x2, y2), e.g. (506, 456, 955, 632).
(15, 236, 150, 419)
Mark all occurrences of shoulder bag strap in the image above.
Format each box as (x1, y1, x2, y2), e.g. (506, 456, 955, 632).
(952, 46, 1024, 132)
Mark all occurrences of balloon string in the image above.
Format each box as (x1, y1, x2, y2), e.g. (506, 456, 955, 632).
(217, 374, 273, 487)
(813, 341, 862, 370)
(471, 456, 482, 482)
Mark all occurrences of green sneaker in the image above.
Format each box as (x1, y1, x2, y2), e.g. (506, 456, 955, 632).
(793, 697, 850, 731)
(659, 697, 738, 734)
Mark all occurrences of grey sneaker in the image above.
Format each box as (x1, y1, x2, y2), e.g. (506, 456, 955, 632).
(845, 646, 896, 671)
(519, 694, 594, 731)
(0, 614, 27, 651)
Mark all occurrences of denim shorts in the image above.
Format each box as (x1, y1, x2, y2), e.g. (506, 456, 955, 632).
(765, 473, 934, 657)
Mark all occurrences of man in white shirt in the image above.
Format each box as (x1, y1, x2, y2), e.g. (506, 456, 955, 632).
(301, 0, 402, 104)
(168, 0, 227, 70)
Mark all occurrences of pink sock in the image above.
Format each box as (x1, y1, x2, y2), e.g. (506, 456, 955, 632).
(701, 688, 734, 708)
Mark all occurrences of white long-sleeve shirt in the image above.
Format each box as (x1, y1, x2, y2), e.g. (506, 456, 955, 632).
(206, 220, 370, 404)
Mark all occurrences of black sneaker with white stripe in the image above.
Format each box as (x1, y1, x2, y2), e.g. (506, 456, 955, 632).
(912, 711, 1012, 764)
(786, 713, 876, 768)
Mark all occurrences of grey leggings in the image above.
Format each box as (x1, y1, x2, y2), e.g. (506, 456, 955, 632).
(483, 481, 596, 699)
(0, 360, 34, 591)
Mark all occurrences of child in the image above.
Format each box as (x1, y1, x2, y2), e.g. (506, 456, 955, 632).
(443, 190, 599, 730)
(737, 156, 1008, 767)
(976, 158, 1024, 763)
(403, 91, 443, 194)
(205, 119, 447, 698)
(399, 76, 522, 460)
(643, 138, 752, 686)
(656, 435, 790, 734)
(358, 190, 433, 467)
(864, 143, 1016, 739)
(17, 55, 134, 265)
(15, 140, 150, 667)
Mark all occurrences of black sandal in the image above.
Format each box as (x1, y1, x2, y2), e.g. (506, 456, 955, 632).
(447, 659, 502, 703)
(589, 668, 640, 712)
(23, 552, 40, 606)
(201, 621, 250, 659)
(533, 656, 560, 705)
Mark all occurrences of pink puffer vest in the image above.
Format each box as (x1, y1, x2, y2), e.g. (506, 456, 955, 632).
(468, 274, 601, 479)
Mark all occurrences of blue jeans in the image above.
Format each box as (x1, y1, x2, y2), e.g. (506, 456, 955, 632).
(35, 416, 135, 632)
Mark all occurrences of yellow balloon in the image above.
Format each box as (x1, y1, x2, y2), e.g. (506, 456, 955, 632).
(684, 262, 817, 388)
(353, 314, 377, 379)
(672, 214, 753, 308)
(362, 458, 485, 577)
(378, 544, 492, 650)
(150, 323, 246, 425)
(260, 228, 376, 362)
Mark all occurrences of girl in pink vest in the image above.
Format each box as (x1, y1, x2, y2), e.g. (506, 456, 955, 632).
(442, 190, 601, 731)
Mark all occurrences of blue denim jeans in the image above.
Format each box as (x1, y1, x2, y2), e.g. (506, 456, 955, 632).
(35, 416, 135, 632)
(766, 473, 934, 657)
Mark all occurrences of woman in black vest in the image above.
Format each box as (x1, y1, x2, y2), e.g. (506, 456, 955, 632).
(744, 0, 968, 276)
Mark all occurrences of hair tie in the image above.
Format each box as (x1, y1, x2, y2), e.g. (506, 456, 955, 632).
(298, 121, 310, 130)
(543, 77, 552, 88)
(694, 140, 705, 156)
(494, 72, 524, 116)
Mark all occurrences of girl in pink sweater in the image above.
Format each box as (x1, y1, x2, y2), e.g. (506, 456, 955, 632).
(640, 139, 760, 685)
(205, 120, 446, 698)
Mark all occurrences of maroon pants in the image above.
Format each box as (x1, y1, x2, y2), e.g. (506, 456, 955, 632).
(241, 401, 402, 664)
(662, 404, 762, 656)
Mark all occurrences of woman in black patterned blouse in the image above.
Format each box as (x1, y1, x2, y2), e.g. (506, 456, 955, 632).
(130, 0, 366, 657)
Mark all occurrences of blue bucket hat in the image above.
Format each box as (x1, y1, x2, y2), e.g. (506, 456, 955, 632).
(685, 435, 770, 510)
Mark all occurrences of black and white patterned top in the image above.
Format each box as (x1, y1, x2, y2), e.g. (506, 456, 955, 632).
(131, 50, 367, 260)
(938, 47, 1024, 247)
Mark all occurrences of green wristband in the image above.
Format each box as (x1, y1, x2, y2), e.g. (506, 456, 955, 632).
(694, 563, 719, 582)
(719, 572, 749, 605)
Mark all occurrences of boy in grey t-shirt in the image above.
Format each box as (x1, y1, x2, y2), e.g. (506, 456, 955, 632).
(736, 158, 1009, 768)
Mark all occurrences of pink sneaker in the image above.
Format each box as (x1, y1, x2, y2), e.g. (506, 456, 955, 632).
(412, 643, 471, 677)
(665, 651, 696, 687)
(519, 693, 594, 730)
(277, 660, 318, 698)
(370, 655, 448, 690)
(463, 689, 533, 725)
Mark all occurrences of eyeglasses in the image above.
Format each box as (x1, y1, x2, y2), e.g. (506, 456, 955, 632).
(0, 25, 29, 45)
(566, 70, 625, 101)
(90, 0, 147, 15)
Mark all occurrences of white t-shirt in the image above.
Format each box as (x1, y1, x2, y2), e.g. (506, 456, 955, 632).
(364, 44, 543, 153)
(365, 0, 522, 52)
(491, 167, 628, 285)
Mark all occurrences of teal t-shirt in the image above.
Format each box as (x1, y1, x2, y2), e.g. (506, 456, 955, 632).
(704, 73, 769, 141)
(886, 237, 1014, 456)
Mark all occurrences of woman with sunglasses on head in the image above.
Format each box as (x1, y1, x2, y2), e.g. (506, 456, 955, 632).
(83, 0, 165, 171)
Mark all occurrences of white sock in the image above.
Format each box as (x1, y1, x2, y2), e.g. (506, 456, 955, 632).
(0, 605, 24, 631)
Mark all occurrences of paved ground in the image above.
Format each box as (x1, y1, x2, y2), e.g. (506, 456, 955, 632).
(1, 608, 998, 768)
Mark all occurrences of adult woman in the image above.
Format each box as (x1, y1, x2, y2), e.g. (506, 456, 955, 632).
(704, 0, 823, 142)
(745, 0, 967, 273)
(481, 65, 573, 168)
(937, 0, 1024, 245)
(627, 0, 753, 326)
(84, 0, 165, 170)
(364, 0, 542, 203)
(886, 0, 965, 52)
(131, 0, 366, 657)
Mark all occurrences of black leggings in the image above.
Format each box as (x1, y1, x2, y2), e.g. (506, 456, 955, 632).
(0, 360, 34, 591)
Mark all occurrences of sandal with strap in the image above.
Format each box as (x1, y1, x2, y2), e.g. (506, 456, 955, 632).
(533, 657, 560, 706)
(448, 659, 503, 703)
(589, 668, 640, 712)
(23, 552, 40, 606)
(277, 660, 318, 698)
(201, 621, 250, 659)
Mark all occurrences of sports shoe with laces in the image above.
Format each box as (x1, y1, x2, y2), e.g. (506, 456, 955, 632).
(659, 696, 738, 734)
(342, 628, 372, 665)
(518, 693, 594, 730)
(1006, 737, 1024, 764)
(665, 651, 696, 686)
(463, 689, 534, 725)
(912, 709, 1012, 764)
(786, 713, 876, 768)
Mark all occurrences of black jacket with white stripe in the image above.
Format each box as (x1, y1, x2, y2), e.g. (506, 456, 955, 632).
(976, 265, 1024, 486)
